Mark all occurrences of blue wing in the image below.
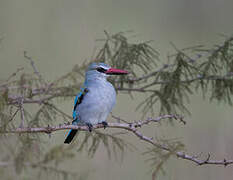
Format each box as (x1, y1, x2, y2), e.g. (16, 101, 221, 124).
(64, 87, 89, 144)
(72, 87, 89, 121)
(72, 90, 82, 121)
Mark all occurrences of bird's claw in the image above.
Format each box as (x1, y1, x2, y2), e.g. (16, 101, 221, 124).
(101, 121, 108, 129)
(86, 123, 93, 132)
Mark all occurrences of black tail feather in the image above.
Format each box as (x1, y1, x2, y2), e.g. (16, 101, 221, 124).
(64, 130, 78, 144)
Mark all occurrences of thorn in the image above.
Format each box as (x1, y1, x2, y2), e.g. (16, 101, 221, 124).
(180, 116, 186, 125)
(135, 121, 141, 128)
(203, 153, 210, 163)
(223, 159, 228, 167)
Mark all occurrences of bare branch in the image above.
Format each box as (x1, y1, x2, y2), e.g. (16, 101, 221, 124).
(24, 51, 44, 82)
(1, 114, 232, 167)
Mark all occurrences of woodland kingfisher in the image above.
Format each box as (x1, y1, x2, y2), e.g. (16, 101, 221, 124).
(64, 62, 128, 144)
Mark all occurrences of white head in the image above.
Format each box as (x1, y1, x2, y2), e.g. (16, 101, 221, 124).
(85, 62, 128, 82)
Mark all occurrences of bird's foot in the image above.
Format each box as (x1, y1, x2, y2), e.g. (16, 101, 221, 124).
(86, 123, 93, 132)
(101, 121, 108, 129)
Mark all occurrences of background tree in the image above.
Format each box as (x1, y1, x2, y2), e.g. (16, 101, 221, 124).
(1, 31, 233, 180)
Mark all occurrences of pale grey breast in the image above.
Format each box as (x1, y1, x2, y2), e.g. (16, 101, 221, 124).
(77, 80, 116, 125)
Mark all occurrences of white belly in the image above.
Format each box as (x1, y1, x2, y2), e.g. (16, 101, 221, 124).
(76, 81, 116, 125)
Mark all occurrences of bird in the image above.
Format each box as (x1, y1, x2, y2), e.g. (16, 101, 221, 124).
(64, 62, 128, 144)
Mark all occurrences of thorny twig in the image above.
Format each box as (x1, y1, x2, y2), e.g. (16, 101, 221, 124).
(1, 114, 233, 167)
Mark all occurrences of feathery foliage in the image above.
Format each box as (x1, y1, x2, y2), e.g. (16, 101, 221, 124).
(0, 31, 233, 179)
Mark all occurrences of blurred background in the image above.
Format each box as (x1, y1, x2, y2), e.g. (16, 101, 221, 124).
(1, 0, 233, 179)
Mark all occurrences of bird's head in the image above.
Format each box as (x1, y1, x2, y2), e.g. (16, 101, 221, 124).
(85, 62, 128, 81)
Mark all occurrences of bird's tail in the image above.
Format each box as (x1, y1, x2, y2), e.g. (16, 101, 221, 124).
(64, 129, 78, 144)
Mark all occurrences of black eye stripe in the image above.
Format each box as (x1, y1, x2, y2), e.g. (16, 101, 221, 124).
(96, 67, 107, 73)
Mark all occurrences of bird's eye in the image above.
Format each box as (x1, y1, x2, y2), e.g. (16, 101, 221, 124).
(96, 67, 107, 73)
